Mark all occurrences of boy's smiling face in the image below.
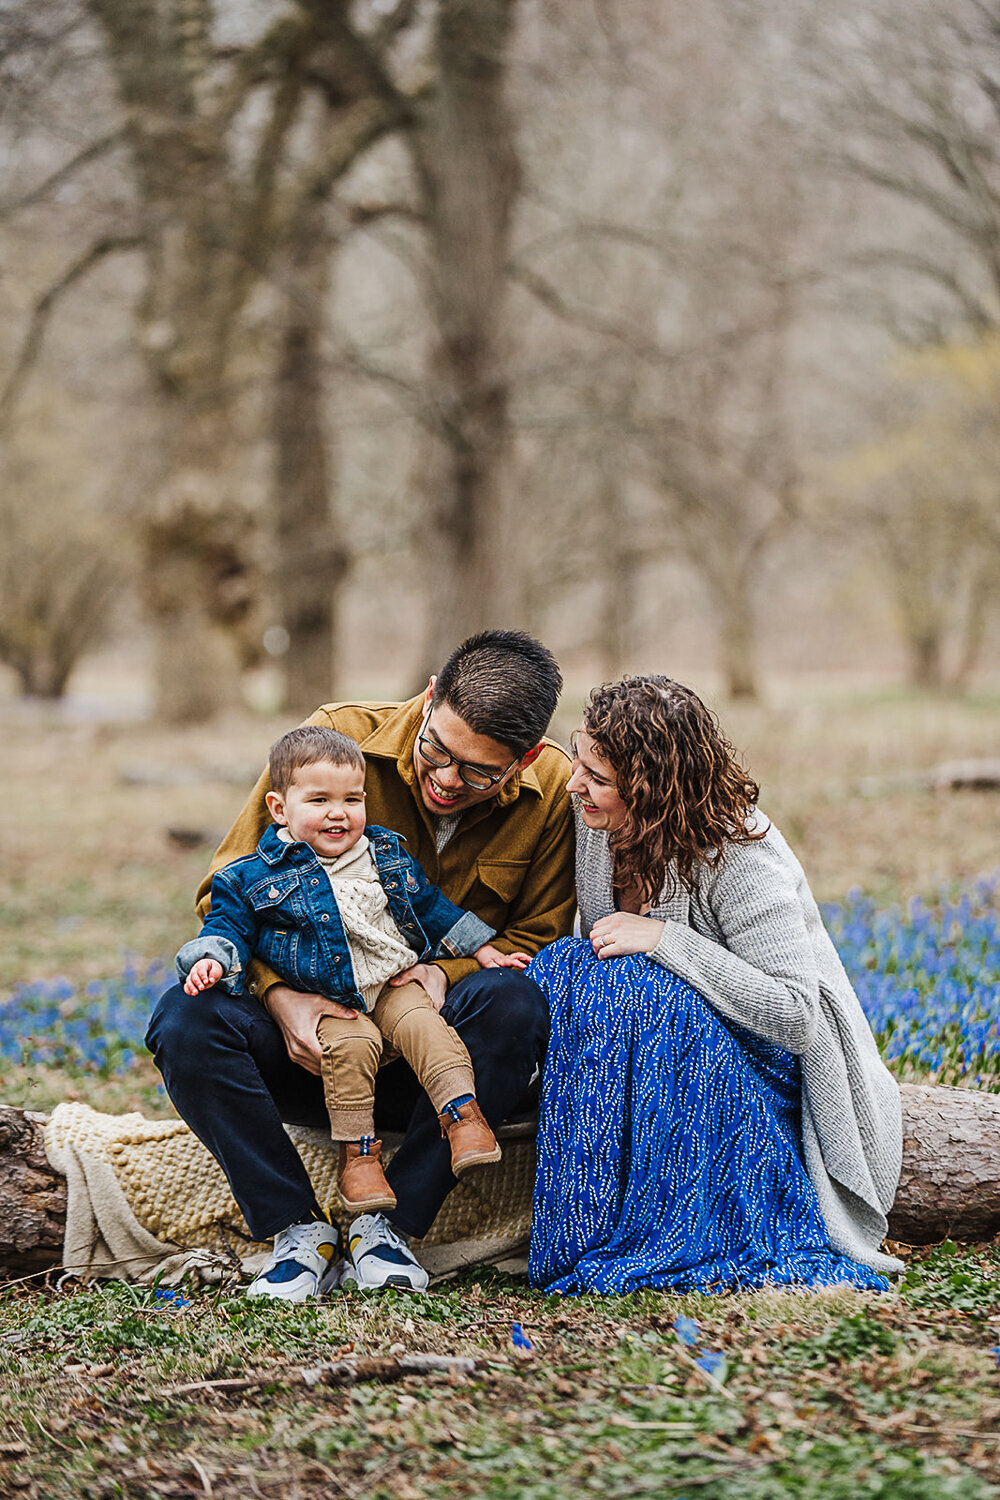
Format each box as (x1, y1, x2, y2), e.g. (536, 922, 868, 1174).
(265, 759, 367, 858)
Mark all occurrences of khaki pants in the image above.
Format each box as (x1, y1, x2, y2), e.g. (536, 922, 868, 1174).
(317, 980, 476, 1141)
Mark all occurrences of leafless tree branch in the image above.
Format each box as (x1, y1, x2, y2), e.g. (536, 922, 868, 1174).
(0, 234, 143, 428)
(0, 129, 126, 218)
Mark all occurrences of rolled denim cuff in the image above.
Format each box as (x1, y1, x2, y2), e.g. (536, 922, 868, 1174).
(434, 910, 496, 958)
(174, 936, 243, 993)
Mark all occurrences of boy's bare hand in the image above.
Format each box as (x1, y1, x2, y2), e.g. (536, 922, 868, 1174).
(389, 962, 448, 1012)
(475, 943, 532, 971)
(265, 983, 358, 1074)
(184, 958, 224, 995)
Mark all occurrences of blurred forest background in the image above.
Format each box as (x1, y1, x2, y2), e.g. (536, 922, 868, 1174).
(3, 0, 1000, 722)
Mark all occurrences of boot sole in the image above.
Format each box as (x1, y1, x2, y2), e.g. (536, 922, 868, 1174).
(339, 1194, 398, 1212)
(453, 1145, 502, 1173)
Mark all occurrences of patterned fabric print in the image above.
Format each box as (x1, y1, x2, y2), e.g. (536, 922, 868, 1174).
(528, 939, 889, 1296)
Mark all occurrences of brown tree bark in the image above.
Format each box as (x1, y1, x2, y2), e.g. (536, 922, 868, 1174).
(0, 1108, 67, 1276)
(76, 2, 406, 721)
(888, 1083, 1000, 1245)
(410, 0, 522, 671)
(271, 185, 348, 716)
(2, 1085, 1000, 1277)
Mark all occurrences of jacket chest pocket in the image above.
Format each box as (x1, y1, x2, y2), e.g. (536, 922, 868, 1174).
(477, 858, 530, 906)
(248, 873, 304, 920)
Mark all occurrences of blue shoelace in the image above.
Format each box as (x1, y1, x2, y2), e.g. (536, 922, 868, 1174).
(442, 1093, 474, 1122)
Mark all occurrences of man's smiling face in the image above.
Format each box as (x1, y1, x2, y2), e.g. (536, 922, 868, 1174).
(412, 690, 523, 816)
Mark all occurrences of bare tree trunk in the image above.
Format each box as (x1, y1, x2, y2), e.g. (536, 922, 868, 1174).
(143, 398, 256, 723)
(272, 198, 348, 716)
(701, 556, 759, 700)
(598, 473, 639, 681)
(950, 568, 992, 690)
(908, 629, 945, 691)
(83, 0, 277, 720)
(412, 0, 521, 670)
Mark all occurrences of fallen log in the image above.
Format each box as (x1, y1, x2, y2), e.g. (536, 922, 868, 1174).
(0, 1108, 67, 1275)
(891, 1083, 1000, 1243)
(1, 1085, 999, 1277)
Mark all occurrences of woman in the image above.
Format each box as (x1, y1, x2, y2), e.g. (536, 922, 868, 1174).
(529, 676, 903, 1295)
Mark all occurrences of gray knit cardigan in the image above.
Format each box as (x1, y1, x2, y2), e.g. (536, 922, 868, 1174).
(574, 806, 904, 1276)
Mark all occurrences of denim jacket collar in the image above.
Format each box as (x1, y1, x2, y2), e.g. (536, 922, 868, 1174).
(256, 821, 406, 868)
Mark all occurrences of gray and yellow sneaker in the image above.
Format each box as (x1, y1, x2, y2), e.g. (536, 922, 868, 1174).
(246, 1217, 343, 1302)
(341, 1213, 429, 1292)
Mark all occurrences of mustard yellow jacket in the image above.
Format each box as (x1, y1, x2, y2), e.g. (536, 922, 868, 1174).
(196, 694, 576, 996)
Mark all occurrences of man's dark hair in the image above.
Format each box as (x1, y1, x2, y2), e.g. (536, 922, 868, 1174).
(268, 726, 365, 794)
(432, 630, 562, 755)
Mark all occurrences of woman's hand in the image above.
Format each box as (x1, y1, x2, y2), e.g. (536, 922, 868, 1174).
(590, 914, 665, 959)
(265, 983, 359, 1075)
(475, 943, 532, 971)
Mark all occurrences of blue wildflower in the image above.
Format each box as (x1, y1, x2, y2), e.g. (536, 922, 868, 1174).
(673, 1316, 699, 1346)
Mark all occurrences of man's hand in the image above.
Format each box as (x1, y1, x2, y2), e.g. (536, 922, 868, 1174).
(589, 913, 666, 959)
(265, 983, 359, 1075)
(184, 958, 224, 995)
(388, 962, 448, 1012)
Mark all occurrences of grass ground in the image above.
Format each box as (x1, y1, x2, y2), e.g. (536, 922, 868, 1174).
(1, 674, 999, 1497)
(2, 1254, 999, 1499)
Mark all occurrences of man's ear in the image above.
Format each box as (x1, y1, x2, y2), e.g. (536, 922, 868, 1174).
(423, 675, 436, 709)
(518, 743, 544, 769)
(265, 789, 288, 824)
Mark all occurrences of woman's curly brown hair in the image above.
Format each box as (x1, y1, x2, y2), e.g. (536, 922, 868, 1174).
(582, 675, 766, 906)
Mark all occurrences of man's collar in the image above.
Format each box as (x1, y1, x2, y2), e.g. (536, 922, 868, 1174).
(356, 692, 543, 806)
(350, 694, 423, 790)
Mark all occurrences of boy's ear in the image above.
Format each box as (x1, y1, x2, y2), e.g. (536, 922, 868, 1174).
(518, 743, 544, 769)
(265, 789, 287, 824)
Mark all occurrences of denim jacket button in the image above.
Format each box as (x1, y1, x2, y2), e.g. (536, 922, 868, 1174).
(320, 913, 329, 922)
(334, 955, 341, 963)
(311, 878, 319, 886)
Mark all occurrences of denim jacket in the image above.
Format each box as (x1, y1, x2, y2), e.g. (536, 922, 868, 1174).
(175, 823, 495, 1012)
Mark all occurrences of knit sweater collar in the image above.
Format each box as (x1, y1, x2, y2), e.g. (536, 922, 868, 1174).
(275, 827, 374, 878)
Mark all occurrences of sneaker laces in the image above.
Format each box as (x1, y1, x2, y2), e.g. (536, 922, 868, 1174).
(274, 1216, 337, 1262)
(374, 1216, 409, 1254)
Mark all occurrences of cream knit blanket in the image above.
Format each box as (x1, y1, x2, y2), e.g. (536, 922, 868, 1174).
(42, 1102, 533, 1285)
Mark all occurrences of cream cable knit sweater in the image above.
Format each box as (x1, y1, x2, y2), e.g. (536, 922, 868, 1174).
(280, 832, 418, 1011)
(574, 805, 904, 1276)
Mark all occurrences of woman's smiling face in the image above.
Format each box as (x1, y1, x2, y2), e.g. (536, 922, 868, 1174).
(567, 729, 628, 833)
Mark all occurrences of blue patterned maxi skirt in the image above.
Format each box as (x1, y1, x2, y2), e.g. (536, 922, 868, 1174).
(528, 939, 888, 1296)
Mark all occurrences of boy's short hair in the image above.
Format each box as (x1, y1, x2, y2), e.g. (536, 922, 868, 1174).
(433, 629, 563, 756)
(268, 726, 365, 794)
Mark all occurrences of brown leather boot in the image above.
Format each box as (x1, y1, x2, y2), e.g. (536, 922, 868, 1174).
(337, 1140, 396, 1212)
(438, 1099, 502, 1175)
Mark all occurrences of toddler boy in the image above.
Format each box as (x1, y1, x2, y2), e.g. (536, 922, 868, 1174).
(176, 725, 524, 1296)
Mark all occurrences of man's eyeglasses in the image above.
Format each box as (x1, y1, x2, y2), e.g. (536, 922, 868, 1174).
(416, 707, 519, 792)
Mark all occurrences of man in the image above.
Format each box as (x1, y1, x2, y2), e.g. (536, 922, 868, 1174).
(146, 630, 575, 1297)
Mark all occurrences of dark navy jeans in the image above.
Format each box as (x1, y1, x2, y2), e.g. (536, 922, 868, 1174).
(145, 967, 549, 1242)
